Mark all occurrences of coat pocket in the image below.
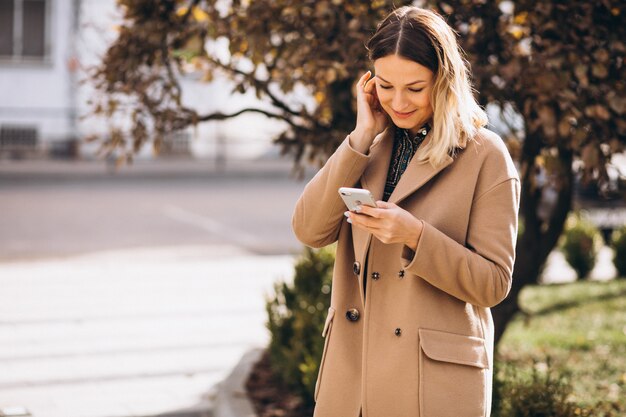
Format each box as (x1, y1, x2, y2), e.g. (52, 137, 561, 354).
(418, 328, 489, 417)
(314, 307, 336, 402)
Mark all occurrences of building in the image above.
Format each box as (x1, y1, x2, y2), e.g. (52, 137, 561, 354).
(0, 0, 284, 161)
(0, 0, 79, 158)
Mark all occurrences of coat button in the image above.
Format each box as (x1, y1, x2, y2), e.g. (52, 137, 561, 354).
(398, 269, 405, 279)
(353, 261, 361, 276)
(371, 272, 380, 280)
(395, 328, 402, 336)
(346, 308, 360, 322)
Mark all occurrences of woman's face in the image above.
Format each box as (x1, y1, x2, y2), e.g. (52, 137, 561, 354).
(373, 54, 435, 136)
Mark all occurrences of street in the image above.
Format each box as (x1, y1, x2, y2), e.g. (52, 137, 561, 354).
(0, 159, 310, 260)
(0, 158, 311, 417)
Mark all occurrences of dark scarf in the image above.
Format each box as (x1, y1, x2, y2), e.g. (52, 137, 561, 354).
(383, 123, 431, 202)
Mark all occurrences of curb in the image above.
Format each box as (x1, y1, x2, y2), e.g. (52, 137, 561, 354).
(0, 159, 317, 185)
(212, 348, 263, 417)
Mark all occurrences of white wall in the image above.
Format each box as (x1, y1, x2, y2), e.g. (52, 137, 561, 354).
(0, 0, 77, 149)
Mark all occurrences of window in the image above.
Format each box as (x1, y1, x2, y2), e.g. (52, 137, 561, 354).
(0, 124, 39, 158)
(0, 0, 49, 61)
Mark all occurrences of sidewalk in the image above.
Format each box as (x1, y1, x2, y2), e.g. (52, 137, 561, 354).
(0, 245, 296, 417)
(0, 157, 315, 184)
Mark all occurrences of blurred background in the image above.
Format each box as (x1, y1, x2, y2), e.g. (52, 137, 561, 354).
(0, 1, 624, 417)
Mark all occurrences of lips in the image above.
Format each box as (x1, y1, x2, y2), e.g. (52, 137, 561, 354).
(393, 109, 416, 119)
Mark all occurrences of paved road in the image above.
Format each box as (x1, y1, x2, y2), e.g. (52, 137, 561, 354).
(0, 158, 312, 260)
(0, 158, 310, 417)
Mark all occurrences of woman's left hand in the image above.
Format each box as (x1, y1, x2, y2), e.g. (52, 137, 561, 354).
(345, 201, 424, 251)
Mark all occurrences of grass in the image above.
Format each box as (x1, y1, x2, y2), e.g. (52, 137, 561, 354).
(497, 278, 626, 409)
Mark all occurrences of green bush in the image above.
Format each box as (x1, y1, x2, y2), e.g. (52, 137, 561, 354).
(493, 363, 576, 417)
(559, 212, 602, 279)
(611, 225, 626, 278)
(265, 244, 335, 406)
(490, 362, 622, 417)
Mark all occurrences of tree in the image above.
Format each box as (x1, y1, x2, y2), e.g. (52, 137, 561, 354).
(443, 0, 626, 342)
(92, 0, 626, 343)
(90, 0, 390, 165)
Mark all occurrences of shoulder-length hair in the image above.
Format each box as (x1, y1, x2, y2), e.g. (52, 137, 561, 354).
(366, 6, 487, 166)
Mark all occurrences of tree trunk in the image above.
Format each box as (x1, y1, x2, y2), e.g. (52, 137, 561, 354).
(492, 134, 574, 346)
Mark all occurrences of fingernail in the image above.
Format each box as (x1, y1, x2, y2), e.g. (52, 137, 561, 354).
(347, 218, 352, 224)
(355, 206, 362, 212)
(344, 211, 350, 217)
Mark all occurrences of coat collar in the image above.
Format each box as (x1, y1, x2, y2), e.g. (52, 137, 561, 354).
(360, 127, 394, 202)
(361, 125, 457, 206)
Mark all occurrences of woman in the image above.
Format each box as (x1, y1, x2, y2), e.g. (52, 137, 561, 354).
(292, 6, 519, 417)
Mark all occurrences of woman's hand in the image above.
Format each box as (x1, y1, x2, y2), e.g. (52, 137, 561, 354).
(345, 201, 424, 251)
(351, 71, 390, 153)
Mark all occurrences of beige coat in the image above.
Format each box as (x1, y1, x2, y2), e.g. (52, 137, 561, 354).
(292, 126, 520, 417)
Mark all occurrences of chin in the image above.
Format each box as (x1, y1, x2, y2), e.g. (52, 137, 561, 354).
(392, 118, 418, 129)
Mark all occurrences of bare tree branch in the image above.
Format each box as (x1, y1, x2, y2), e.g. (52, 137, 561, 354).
(206, 56, 306, 119)
(194, 107, 300, 129)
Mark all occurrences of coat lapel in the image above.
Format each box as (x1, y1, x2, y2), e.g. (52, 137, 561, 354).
(350, 127, 394, 306)
(388, 128, 462, 205)
(388, 153, 453, 205)
(361, 127, 395, 201)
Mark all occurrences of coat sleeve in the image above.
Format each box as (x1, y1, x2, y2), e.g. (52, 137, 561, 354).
(401, 177, 521, 308)
(292, 135, 372, 248)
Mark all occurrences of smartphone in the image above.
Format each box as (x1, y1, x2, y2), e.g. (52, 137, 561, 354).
(338, 187, 377, 211)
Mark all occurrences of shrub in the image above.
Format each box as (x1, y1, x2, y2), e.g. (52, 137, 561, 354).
(494, 365, 575, 417)
(559, 212, 602, 279)
(494, 363, 581, 417)
(265, 244, 335, 406)
(492, 361, 622, 417)
(611, 225, 626, 278)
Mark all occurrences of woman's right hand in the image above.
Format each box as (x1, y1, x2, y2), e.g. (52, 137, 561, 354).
(351, 71, 389, 152)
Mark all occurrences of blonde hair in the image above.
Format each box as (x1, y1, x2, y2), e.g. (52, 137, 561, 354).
(367, 6, 487, 166)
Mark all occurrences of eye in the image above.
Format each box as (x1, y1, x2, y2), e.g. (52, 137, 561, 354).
(379, 84, 392, 90)
(409, 88, 424, 93)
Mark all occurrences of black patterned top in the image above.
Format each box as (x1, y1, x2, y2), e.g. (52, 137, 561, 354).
(383, 124, 431, 201)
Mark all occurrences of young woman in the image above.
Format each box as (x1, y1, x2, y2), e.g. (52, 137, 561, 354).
(292, 6, 520, 417)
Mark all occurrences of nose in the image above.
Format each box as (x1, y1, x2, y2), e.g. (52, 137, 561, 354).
(391, 91, 409, 111)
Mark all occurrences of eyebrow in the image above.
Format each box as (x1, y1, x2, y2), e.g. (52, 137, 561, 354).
(376, 75, 426, 85)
